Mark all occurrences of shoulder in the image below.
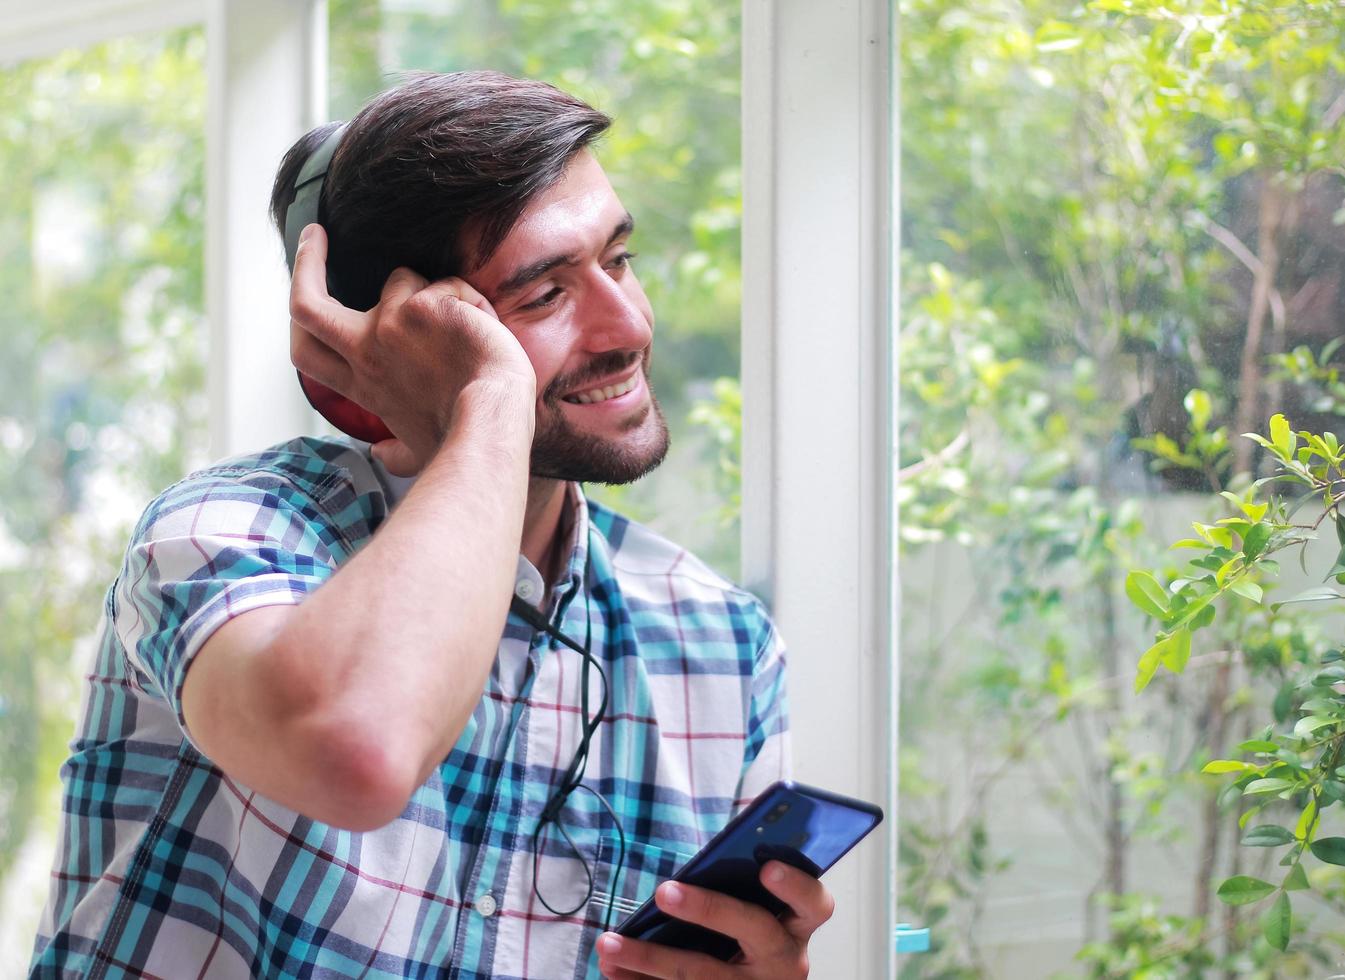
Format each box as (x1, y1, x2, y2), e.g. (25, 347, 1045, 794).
(586, 496, 777, 649)
(134, 436, 390, 553)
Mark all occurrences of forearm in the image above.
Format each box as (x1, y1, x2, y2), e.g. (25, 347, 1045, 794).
(280, 382, 531, 759)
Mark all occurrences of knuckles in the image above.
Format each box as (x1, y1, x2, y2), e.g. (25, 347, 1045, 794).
(816, 887, 836, 924)
(289, 289, 323, 326)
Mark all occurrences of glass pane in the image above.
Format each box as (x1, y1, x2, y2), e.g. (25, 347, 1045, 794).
(327, 0, 743, 576)
(898, 2, 1345, 974)
(0, 30, 207, 960)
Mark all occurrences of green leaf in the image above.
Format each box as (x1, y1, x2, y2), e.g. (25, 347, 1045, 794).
(1282, 864, 1309, 891)
(1216, 875, 1276, 905)
(1314, 665, 1345, 684)
(1238, 739, 1280, 754)
(1126, 571, 1169, 619)
(1293, 715, 1337, 738)
(1322, 781, 1345, 804)
(1309, 837, 1345, 866)
(1135, 638, 1167, 693)
(1203, 760, 1256, 774)
(1244, 778, 1296, 795)
(1229, 579, 1263, 603)
(1325, 542, 1345, 583)
(1242, 522, 1272, 560)
(1172, 538, 1210, 549)
(1273, 586, 1343, 609)
(1241, 825, 1295, 847)
(1270, 414, 1294, 458)
(1295, 798, 1317, 840)
(1034, 20, 1082, 52)
(1185, 389, 1211, 431)
(1300, 698, 1341, 712)
(1215, 555, 1243, 586)
(1261, 891, 1290, 952)
(1274, 682, 1296, 723)
(1162, 628, 1192, 673)
(1191, 603, 1217, 630)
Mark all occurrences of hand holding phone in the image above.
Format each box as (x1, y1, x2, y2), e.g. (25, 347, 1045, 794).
(609, 781, 883, 963)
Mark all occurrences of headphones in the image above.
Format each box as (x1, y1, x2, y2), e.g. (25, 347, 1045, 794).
(510, 584, 628, 930)
(282, 123, 395, 444)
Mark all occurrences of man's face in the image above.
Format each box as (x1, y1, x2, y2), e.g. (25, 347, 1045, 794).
(469, 152, 669, 484)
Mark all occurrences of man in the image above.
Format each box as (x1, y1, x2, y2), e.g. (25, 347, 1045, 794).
(31, 71, 831, 979)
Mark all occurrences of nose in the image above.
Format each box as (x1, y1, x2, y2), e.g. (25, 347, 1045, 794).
(578, 267, 653, 354)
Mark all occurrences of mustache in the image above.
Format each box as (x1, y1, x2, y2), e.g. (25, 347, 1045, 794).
(542, 351, 645, 402)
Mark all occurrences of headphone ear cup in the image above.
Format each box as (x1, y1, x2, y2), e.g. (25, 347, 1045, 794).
(297, 371, 395, 444)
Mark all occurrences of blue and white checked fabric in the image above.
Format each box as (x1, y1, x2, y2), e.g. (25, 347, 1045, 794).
(29, 436, 790, 979)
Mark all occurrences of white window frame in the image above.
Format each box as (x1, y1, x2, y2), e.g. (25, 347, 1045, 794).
(2, 1, 899, 973)
(741, 2, 895, 975)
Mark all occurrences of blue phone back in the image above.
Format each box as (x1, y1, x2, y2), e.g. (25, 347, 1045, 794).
(614, 781, 882, 960)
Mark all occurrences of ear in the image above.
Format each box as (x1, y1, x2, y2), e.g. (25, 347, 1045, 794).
(298, 372, 395, 443)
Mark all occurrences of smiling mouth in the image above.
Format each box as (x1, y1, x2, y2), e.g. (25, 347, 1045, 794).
(561, 373, 640, 405)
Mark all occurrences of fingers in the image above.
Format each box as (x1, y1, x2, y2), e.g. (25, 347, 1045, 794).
(442, 276, 499, 320)
(289, 223, 364, 352)
(290, 324, 353, 393)
(652, 881, 788, 959)
(595, 933, 731, 980)
(760, 862, 835, 941)
(597, 966, 653, 980)
(377, 265, 431, 309)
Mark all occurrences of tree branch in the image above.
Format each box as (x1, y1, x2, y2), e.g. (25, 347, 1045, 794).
(898, 428, 971, 481)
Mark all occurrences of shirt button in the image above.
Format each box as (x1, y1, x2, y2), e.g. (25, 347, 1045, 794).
(474, 893, 498, 917)
(515, 579, 535, 600)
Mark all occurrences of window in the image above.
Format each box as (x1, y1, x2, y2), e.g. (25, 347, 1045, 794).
(898, 1, 1345, 972)
(0, 27, 207, 959)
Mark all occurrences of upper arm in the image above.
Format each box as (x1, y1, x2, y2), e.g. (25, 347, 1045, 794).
(113, 472, 406, 828)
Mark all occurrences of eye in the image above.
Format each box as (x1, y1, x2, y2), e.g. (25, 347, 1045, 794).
(520, 286, 563, 311)
(607, 250, 637, 273)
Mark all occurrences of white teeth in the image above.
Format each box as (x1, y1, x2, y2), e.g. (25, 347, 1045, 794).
(567, 375, 638, 404)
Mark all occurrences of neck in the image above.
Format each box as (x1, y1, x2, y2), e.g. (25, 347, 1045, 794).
(521, 477, 568, 585)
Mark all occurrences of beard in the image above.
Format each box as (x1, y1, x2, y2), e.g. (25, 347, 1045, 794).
(529, 351, 671, 485)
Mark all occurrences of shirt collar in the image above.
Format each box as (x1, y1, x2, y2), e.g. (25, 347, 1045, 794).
(512, 483, 590, 620)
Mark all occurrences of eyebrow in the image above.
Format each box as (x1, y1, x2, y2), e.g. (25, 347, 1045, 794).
(495, 212, 636, 299)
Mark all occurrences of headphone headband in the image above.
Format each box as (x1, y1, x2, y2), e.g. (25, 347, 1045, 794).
(282, 123, 347, 274)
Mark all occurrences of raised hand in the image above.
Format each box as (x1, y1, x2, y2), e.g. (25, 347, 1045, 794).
(288, 223, 536, 474)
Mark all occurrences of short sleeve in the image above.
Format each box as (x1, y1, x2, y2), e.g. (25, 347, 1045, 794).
(735, 607, 791, 812)
(112, 473, 343, 736)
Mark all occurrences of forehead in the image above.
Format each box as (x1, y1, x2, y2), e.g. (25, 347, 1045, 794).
(470, 151, 628, 290)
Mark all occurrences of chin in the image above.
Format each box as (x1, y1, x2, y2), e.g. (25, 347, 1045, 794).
(530, 404, 670, 485)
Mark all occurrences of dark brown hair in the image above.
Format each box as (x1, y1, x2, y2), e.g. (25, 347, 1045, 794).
(270, 70, 611, 311)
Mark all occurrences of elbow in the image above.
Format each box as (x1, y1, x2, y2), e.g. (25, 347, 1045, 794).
(263, 670, 424, 831)
(297, 721, 422, 832)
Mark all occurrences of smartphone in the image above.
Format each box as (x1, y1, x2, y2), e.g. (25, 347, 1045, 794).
(614, 780, 883, 960)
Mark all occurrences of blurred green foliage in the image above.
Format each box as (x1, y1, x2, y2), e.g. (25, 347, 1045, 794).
(0, 30, 207, 908)
(896, 0, 1345, 974)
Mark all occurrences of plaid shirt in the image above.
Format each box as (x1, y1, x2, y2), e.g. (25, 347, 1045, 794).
(29, 436, 789, 980)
